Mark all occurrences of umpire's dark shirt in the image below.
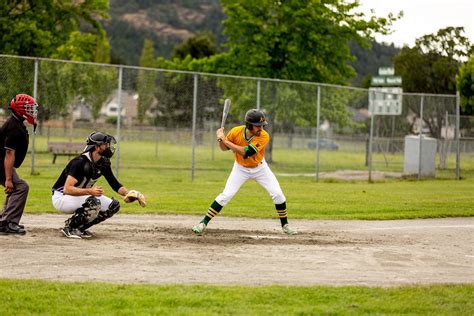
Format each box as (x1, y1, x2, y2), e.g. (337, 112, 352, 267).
(0, 114, 29, 180)
(52, 153, 122, 193)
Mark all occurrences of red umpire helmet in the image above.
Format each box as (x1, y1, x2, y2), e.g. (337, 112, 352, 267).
(9, 94, 38, 125)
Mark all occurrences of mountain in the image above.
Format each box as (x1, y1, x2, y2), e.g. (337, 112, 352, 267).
(104, 0, 400, 86)
(104, 0, 225, 65)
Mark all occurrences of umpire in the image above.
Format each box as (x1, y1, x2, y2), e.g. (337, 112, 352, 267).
(0, 94, 38, 235)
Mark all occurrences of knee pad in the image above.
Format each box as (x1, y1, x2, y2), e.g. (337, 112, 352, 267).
(83, 196, 101, 210)
(80, 198, 121, 231)
(104, 197, 120, 218)
(82, 196, 101, 221)
(90, 197, 120, 223)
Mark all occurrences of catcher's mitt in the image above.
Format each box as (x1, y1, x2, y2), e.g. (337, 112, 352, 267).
(123, 190, 146, 207)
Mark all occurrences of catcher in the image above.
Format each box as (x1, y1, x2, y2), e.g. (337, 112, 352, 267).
(51, 131, 146, 239)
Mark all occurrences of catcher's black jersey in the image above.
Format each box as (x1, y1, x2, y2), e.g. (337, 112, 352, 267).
(52, 152, 122, 193)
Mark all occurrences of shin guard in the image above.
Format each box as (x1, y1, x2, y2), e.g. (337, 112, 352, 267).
(80, 198, 120, 230)
(68, 196, 101, 230)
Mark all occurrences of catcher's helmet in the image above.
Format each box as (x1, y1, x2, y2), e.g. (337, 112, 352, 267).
(9, 94, 38, 125)
(84, 131, 116, 158)
(245, 109, 268, 126)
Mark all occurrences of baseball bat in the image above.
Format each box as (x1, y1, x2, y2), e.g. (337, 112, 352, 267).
(221, 98, 231, 128)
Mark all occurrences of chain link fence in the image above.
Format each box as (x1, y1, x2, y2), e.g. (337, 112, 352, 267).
(0, 54, 471, 181)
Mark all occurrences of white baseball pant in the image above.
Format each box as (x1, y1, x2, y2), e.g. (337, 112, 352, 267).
(52, 190, 113, 214)
(215, 159, 285, 206)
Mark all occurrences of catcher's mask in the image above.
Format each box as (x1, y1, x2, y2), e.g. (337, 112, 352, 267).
(245, 109, 268, 127)
(84, 131, 116, 158)
(9, 94, 38, 125)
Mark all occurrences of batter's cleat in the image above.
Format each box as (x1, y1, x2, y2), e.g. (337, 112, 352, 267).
(282, 224, 297, 236)
(61, 226, 82, 239)
(192, 222, 207, 235)
(80, 229, 94, 238)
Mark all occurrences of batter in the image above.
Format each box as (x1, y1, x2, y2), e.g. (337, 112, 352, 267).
(192, 109, 297, 236)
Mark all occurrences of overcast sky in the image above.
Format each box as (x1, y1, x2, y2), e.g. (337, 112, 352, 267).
(356, 0, 474, 48)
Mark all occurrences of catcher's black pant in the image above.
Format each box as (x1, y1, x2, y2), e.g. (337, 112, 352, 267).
(0, 168, 29, 224)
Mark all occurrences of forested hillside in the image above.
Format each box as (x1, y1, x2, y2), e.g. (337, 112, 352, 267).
(104, 0, 225, 65)
(350, 41, 400, 87)
(104, 0, 399, 86)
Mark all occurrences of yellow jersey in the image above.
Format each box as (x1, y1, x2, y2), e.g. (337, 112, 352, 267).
(226, 125, 269, 167)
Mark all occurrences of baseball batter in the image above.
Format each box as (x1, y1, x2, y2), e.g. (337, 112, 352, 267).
(192, 109, 297, 235)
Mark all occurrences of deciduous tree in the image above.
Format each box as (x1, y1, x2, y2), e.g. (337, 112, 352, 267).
(137, 39, 157, 126)
(457, 55, 474, 115)
(201, 0, 399, 161)
(0, 0, 110, 60)
(394, 27, 473, 138)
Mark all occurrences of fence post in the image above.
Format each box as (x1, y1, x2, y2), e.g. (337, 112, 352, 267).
(191, 74, 198, 181)
(115, 66, 123, 177)
(315, 85, 321, 182)
(256, 80, 261, 110)
(417, 95, 424, 180)
(368, 111, 375, 182)
(31, 58, 38, 175)
(456, 91, 460, 179)
(210, 121, 215, 161)
(155, 126, 159, 158)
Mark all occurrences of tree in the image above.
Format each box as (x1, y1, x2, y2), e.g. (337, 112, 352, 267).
(173, 32, 218, 60)
(137, 39, 157, 126)
(200, 0, 399, 161)
(156, 34, 222, 129)
(39, 28, 113, 127)
(394, 27, 473, 138)
(0, 0, 110, 59)
(53, 31, 111, 64)
(349, 40, 400, 87)
(416, 27, 473, 61)
(153, 1, 398, 161)
(202, 0, 399, 83)
(395, 27, 472, 95)
(457, 55, 474, 115)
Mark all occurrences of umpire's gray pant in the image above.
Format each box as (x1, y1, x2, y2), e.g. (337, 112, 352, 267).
(1, 168, 29, 224)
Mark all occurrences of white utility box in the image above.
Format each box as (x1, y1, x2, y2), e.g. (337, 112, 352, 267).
(403, 135, 437, 177)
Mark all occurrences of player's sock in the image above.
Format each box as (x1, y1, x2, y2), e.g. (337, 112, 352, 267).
(202, 200, 223, 225)
(275, 202, 288, 226)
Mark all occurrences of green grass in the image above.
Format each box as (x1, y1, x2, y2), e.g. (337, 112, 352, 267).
(0, 280, 472, 315)
(23, 165, 474, 219)
(16, 139, 474, 219)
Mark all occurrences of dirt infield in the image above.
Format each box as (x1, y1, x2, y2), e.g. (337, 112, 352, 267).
(1, 214, 472, 286)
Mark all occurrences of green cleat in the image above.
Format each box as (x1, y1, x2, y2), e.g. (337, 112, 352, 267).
(282, 224, 297, 235)
(192, 222, 207, 236)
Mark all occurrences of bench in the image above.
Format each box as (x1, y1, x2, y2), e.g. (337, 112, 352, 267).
(47, 142, 85, 164)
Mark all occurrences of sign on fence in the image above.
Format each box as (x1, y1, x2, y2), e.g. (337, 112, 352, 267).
(368, 87, 403, 115)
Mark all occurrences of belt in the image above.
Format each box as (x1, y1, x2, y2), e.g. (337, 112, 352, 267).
(52, 189, 64, 195)
(244, 162, 262, 169)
